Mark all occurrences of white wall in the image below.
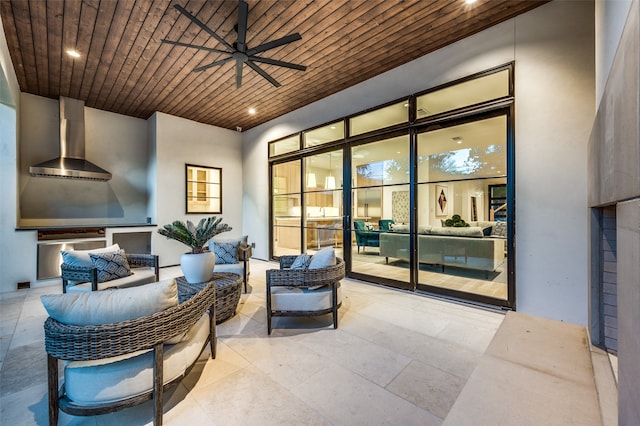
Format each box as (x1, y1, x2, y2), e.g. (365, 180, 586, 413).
(18, 94, 150, 227)
(1, 15, 33, 293)
(152, 112, 243, 267)
(243, 0, 595, 325)
(596, 0, 633, 104)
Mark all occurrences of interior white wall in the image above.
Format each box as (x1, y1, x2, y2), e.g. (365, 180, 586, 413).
(243, 0, 595, 325)
(1, 15, 33, 293)
(152, 112, 243, 267)
(596, 0, 633, 104)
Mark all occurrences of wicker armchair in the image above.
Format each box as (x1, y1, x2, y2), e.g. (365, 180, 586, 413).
(61, 253, 159, 292)
(45, 281, 216, 426)
(266, 257, 345, 334)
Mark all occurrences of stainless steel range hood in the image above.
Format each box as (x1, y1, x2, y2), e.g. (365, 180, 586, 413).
(29, 97, 112, 181)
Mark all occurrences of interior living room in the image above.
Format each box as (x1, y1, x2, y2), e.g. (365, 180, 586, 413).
(1, 0, 638, 425)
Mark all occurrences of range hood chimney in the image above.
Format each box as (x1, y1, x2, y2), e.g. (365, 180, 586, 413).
(29, 97, 112, 181)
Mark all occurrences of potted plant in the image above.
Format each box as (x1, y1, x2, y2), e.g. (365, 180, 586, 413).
(158, 216, 232, 283)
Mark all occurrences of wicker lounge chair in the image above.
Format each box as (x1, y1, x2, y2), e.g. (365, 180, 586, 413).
(266, 256, 345, 334)
(44, 280, 216, 426)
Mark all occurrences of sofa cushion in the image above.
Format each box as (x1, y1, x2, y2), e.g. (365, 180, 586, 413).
(308, 247, 336, 270)
(491, 221, 507, 238)
(90, 249, 133, 282)
(290, 254, 312, 270)
(64, 314, 210, 405)
(61, 244, 121, 268)
(66, 268, 157, 292)
(390, 223, 409, 233)
(271, 282, 342, 312)
(428, 226, 485, 238)
(41, 278, 178, 325)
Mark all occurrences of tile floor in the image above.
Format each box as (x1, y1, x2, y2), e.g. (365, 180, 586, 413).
(0, 259, 607, 425)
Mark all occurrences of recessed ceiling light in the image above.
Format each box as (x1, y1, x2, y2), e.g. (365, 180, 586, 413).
(66, 49, 81, 58)
(403, 103, 409, 108)
(465, 0, 477, 4)
(452, 136, 463, 144)
(248, 107, 256, 115)
(330, 126, 336, 130)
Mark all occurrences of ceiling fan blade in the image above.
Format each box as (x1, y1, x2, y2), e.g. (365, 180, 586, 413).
(193, 57, 234, 72)
(246, 33, 302, 56)
(236, 0, 249, 52)
(161, 39, 230, 55)
(246, 61, 281, 87)
(248, 56, 307, 71)
(236, 60, 243, 88)
(174, 4, 234, 52)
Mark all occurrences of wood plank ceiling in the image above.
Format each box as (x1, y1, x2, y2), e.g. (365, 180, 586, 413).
(0, 0, 547, 131)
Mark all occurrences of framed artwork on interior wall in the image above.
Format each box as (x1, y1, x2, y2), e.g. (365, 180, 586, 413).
(435, 185, 448, 217)
(185, 164, 222, 214)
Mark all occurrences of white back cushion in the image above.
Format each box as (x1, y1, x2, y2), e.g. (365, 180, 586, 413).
(41, 278, 178, 325)
(60, 244, 121, 268)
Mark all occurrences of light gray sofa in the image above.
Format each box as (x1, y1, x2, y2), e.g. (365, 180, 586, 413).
(380, 225, 505, 272)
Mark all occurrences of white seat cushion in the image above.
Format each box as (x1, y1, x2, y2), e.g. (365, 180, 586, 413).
(67, 268, 157, 292)
(213, 263, 244, 277)
(271, 282, 342, 312)
(64, 314, 210, 405)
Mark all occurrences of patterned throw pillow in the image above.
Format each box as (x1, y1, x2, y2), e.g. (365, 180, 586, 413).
(89, 249, 133, 283)
(290, 254, 312, 270)
(212, 241, 239, 264)
(491, 221, 507, 238)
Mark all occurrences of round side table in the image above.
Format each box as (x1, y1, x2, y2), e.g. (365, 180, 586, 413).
(176, 272, 242, 324)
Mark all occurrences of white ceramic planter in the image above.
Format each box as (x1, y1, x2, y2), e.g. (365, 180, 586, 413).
(180, 251, 215, 284)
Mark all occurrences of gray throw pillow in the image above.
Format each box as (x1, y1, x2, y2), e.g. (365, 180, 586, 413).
(290, 254, 312, 270)
(89, 249, 133, 282)
(212, 241, 239, 264)
(308, 247, 336, 270)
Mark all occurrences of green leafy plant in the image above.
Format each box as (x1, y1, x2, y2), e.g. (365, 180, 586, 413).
(444, 214, 469, 227)
(158, 216, 232, 254)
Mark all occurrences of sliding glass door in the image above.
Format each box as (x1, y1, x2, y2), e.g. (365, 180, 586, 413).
(415, 114, 509, 303)
(350, 135, 411, 289)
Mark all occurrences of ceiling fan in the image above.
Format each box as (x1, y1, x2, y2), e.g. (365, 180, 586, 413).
(162, 1, 307, 89)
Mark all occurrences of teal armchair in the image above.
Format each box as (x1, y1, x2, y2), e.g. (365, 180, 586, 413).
(353, 221, 380, 253)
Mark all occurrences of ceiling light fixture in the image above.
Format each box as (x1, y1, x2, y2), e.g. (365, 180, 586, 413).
(452, 136, 463, 144)
(465, 0, 478, 4)
(248, 107, 256, 115)
(66, 49, 80, 58)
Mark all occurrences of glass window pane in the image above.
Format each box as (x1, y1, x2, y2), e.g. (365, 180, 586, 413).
(349, 101, 408, 136)
(273, 225, 301, 257)
(416, 69, 509, 118)
(417, 115, 506, 183)
(304, 121, 344, 148)
(269, 134, 300, 157)
(304, 151, 343, 191)
(351, 184, 410, 282)
(272, 161, 300, 194)
(352, 135, 410, 186)
(303, 150, 343, 252)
